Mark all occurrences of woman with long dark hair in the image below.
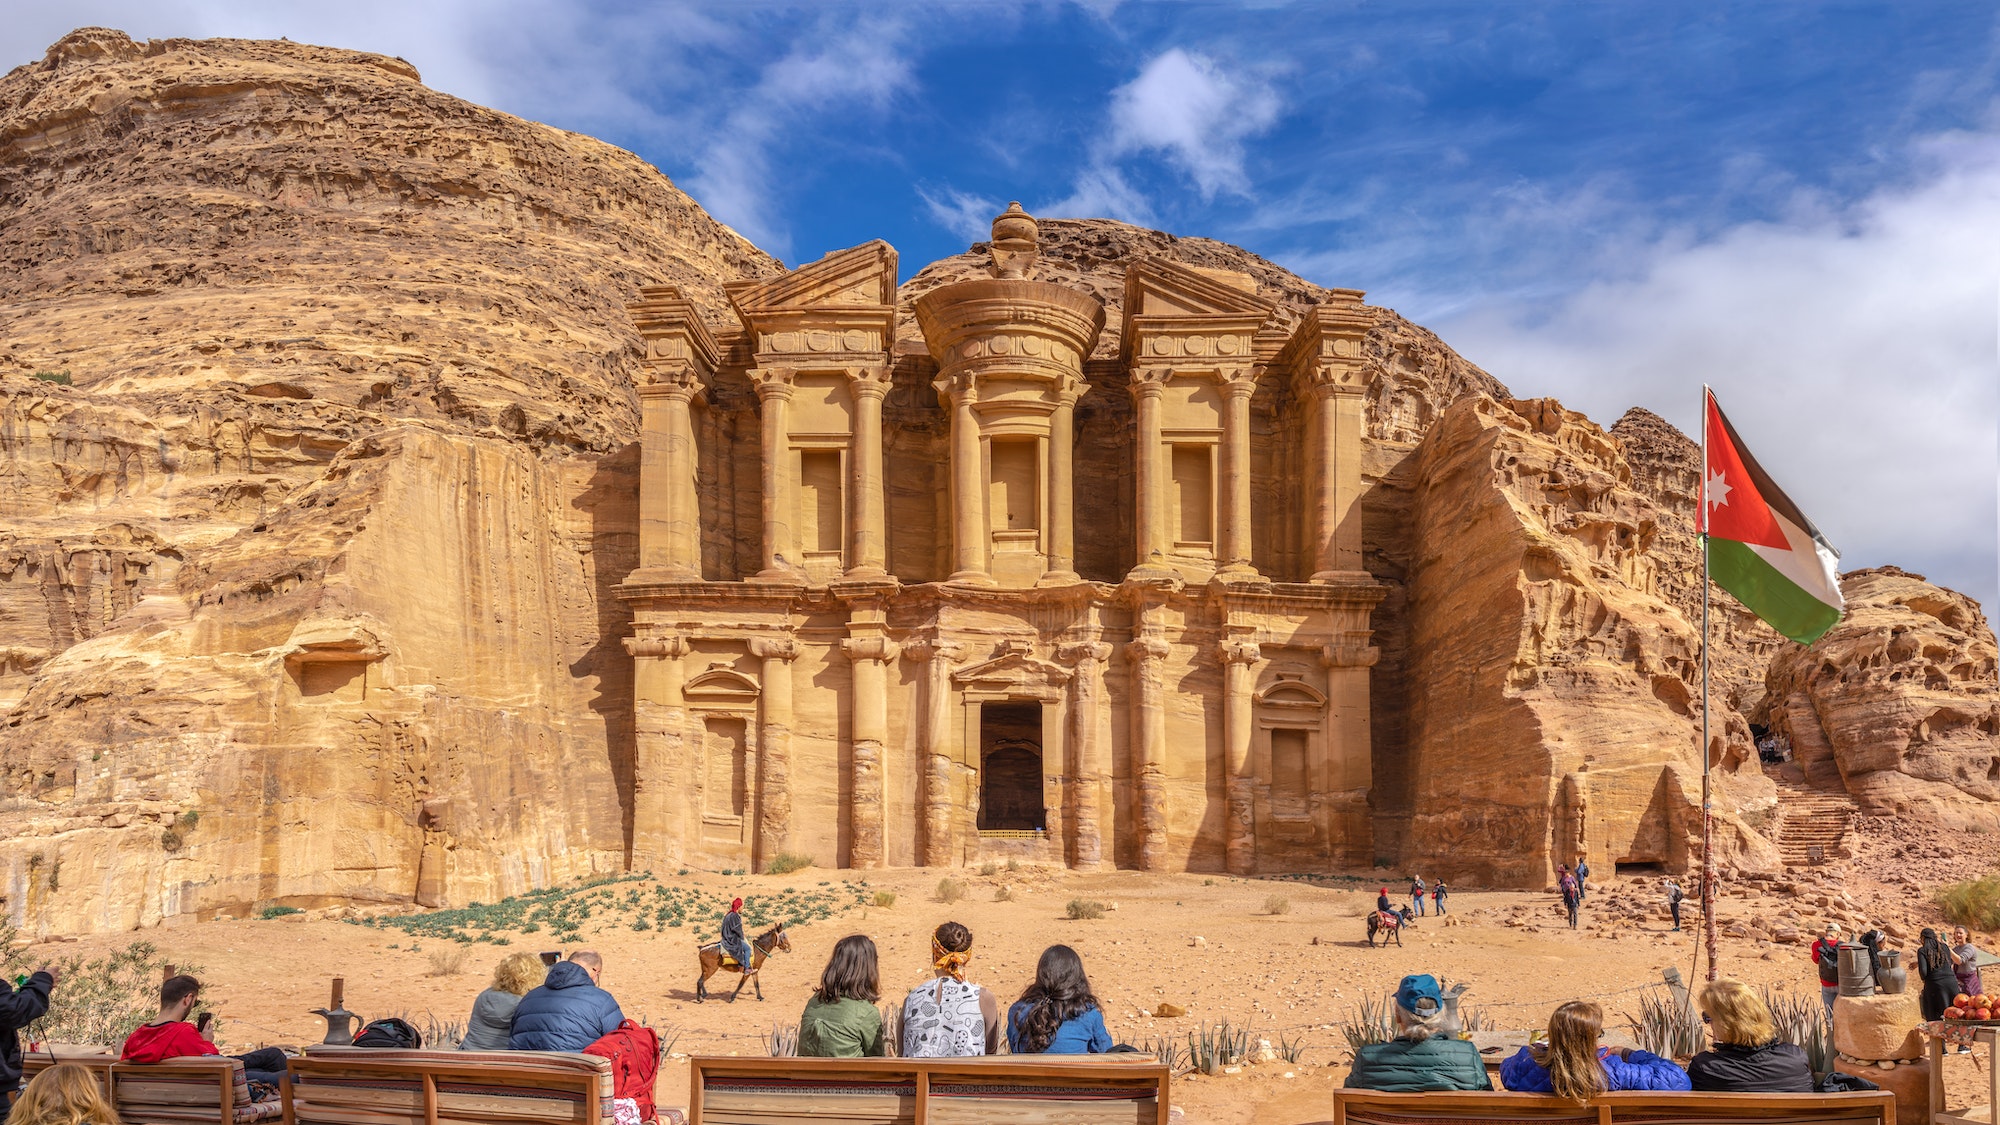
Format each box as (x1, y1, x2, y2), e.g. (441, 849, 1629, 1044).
(1917, 928, 1960, 1022)
(1501, 1000, 1689, 1097)
(1006, 944, 1112, 1054)
(797, 934, 885, 1057)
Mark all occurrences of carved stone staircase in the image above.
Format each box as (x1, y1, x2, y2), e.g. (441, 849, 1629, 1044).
(1773, 778, 1858, 868)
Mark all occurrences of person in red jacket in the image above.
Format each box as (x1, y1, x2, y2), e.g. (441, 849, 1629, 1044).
(1810, 924, 1843, 1028)
(121, 976, 289, 1088)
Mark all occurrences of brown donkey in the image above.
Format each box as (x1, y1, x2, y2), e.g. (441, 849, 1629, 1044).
(695, 922, 790, 1002)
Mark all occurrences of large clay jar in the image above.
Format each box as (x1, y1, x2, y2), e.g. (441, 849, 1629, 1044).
(1875, 949, 1908, 995)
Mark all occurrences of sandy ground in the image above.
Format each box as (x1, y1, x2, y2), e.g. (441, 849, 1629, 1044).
(22, 860, 1998, 1125)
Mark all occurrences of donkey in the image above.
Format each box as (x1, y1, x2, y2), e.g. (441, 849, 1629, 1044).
(695, 921, 791, 1002)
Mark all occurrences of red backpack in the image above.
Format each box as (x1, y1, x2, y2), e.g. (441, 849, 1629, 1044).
(584, 1020, 661, 1124)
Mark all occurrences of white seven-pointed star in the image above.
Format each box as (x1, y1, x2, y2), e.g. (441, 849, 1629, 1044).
(1706, 470, 1733, 510)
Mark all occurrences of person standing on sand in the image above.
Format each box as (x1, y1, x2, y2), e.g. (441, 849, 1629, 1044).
(1575, 857, 1590, 903)
(1410, 875, 1428, 918)
(1432, 880, 1448, 916)
(1917, 928, 1960, 1023)
(1810, 924, 1842, 1026)
(1560, 870, 1580, 929)
(1665, 879, 1684, 932)
(0, 966, 56, 1108)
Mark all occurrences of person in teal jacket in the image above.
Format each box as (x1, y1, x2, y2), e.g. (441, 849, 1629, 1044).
(1345, 974, 1492, 1092)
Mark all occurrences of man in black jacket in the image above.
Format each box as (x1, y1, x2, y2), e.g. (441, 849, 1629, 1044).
(0, 966, 58, 1114)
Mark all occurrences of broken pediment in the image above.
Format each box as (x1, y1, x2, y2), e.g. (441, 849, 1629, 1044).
(951, 643, 1072, 696)
(1123, 257, 1276, 320)
(726, 240, 898, 316)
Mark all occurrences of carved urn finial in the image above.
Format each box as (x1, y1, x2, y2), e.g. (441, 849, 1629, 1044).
(989, 201, 1040, 279)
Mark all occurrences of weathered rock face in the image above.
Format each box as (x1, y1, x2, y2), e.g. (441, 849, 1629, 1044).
(0, 27, 776, 933)
(1399, 396, 1778, 886)
(1761, 567, 2000, 824)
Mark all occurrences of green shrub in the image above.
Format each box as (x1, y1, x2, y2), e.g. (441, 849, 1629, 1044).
(935, 878, 965, 904)
(31, 371, 71, 385)
(1262, 894, 1291, 916)
(0, 927, 195, 1045)
(160, 829, 185, 853)
(1066, 899, 1106, 920)
(872, 891, 897, 908)
(766, 852, 815, 876)
(1936, 876, 2000, 931)
(259, 905, 302, 920)
(979, 862, 998, 877)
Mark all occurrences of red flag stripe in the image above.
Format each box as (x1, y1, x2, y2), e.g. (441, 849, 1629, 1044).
(1703, 391, 1791, 550)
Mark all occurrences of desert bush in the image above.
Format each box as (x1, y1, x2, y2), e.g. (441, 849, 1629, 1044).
(0, 929, 194, 1045)
(767, 1022, 799, 1057)
(1006, 859, 1021, 873)
(1276, 1028, 1308, 1063)
(1263, 894, 1291, 916)
(1066, 899, 1106, 920)
(1626, 986, 1704, 1059)
(259, 905, 302, 920)
(766, 852, 815, 876)
(160, 828, 185, 853)
(426, 947, 470, 977)
(935, 878, 965, 904)
(1936, 876, 2000, 931)
(32, 371, 71, 385)
(978, 862, 998, 877)
(873, 891, 897, 908)
(1185, 1020, 1248, 1075)
(994, 885, 1014, 902)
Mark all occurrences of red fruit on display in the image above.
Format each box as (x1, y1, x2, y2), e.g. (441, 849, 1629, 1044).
(1945, 1006, 1964, 1019)
(1978, 1008, 1994, 1021)
(1956, 993, 1973, 1008)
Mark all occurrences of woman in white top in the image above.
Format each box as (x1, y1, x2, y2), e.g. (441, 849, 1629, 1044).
(900, 921, 1000, 1057)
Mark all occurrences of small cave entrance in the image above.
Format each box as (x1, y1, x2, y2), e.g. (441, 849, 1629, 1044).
(1615, 860, 1668, 878)
(978, 701, 1045, 831)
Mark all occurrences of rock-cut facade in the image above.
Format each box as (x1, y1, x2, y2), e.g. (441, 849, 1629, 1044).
(620, 206, 1385, 875)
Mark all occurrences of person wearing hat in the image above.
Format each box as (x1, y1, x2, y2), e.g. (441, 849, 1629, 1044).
(1344, 975, 1491, 1092)
(721, 898, 756, 978)
(1810, 923, 1842, 1025)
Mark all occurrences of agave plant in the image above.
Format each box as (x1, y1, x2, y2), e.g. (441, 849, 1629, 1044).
(1186, 1020, 1250, 1075)
(1339, 993, 1398, 1054)
(1763, 985, 1834, 1078)
(1625, 987, 1705, 1059)
(767, 1022, 799, 1057)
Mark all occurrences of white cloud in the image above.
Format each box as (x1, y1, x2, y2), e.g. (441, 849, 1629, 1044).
(1106, 47, 1280, 199)
(1039, 165, 1157, 225)
(918, 186, 1001, 244)
(1437, 129, 2000, 612)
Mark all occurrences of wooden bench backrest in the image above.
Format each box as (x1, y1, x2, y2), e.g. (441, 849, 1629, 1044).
(21, 1049, 118, 1094)
(109, 1057, 256, 1125)
(285, 1048, 616, 1125)
(688, 1054, 1170, 1125)
(1331, 1090, 1898, 1125)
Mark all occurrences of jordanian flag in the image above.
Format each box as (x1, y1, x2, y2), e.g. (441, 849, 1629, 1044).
(1703, 389, 1845, 644)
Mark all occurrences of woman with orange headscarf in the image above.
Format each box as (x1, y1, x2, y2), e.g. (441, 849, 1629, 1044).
(900, 921, 999, 1056)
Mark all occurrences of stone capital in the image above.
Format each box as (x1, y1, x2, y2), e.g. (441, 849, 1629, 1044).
(1128, 370, 1169, 401)
(1124, 635, 1171, 663)
(841, 636, 902, 664)
(1056, 641, 1114, 667)
(1218, 638, 1263, 665)
(748, 367, 796, 401)
(1219, 368, 1258, 399)
(624, 634, 690, 659)
(901, 639, 966, 665)
(637, 366, 702, 400)
(747, 636, 799, 662)
(1308, 362, 1368, 398)
(845, 365, 893, 398)
(1322, 642, 1380, 668)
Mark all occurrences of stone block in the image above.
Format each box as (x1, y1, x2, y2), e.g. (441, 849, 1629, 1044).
(1860, 1054, 1931, 1125)
(1833, 992, 1924, 1060)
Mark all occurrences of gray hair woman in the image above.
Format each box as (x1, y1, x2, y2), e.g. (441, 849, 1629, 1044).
(1344, 974, 1491, 1092)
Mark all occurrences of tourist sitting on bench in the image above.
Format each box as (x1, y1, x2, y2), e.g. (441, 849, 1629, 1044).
(1007, 945, 1112, 1054)
(900, 922, 1000, 1057)
(1501, 1000, 1689, 1094)
(122, 975, 290, 1089)
(11, 1063, 118, 1125)
(509, 951, 625, 1052)
(459, 951, 546, 1051)
(798, 935, 885, 1057)
(1345, 974, 1491, 1092)
(1687, 978, 1813, 1092)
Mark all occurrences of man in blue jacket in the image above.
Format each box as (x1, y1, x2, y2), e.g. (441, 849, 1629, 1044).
(508, 951, 624, 1051)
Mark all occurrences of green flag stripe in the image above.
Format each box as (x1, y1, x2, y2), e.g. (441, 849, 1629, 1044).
(1709, 537, 1842, 644)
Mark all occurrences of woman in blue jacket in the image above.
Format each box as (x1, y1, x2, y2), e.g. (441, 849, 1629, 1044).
(1006, 945, 1112, 1054)
(1501, 1000, 1689, 1097)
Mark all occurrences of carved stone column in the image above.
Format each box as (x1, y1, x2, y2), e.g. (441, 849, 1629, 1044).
(1308, 378, 1368, 580)
(1220, 637, 1262, 874)
(1125, 629, 1172, 870)
(1057, 639, 1112, 869)
(628, 634, 690, 868)
(1321, 639, 1380, 865)
(1044, 388, 1080, 583)
(846, 367, 890, 578)
(942, 378, 991, 584)
(904, 640, 962, 865)
(638, 380, 702, 578)
(1218, 371, 1258, 576)
(1130, 376, 1167, 573)
(750, 370, 802, 583)
(749, 636, 797, 864)
(842, 632, 899, 868)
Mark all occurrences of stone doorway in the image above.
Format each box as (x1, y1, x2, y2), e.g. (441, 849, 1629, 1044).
(978, 701, 1045, 831)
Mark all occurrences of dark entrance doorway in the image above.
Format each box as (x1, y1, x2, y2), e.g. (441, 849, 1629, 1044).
(978, 701, 1044, 831)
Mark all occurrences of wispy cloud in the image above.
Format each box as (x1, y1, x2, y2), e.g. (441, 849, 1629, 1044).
(1105, 47, 1280, 199)
(1039, 166, 1157, 225)
(1437, 128, 2000, 609)
(918, 185, 1001, 244)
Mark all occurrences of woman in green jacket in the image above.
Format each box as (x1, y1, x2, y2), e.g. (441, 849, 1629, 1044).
(798, 934, 886, 1057)
(1345, 975, 1491, 1092)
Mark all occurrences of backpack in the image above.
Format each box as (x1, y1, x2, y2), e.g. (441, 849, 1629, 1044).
(1669, 885, 1684, 905)
(353, 1017, 421, 1049)
(584, 1020, 660, 1124)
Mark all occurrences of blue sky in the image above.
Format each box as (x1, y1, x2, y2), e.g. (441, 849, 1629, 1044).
(5, 1, 1998, 612)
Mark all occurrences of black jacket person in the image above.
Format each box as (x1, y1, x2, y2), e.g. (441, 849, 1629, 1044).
(0, 969, 55, 1097)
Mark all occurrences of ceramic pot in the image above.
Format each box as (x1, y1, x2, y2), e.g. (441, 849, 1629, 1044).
(1875, 949, 1907, 995)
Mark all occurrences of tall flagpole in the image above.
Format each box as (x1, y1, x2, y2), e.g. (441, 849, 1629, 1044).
(1700, 384, 1719, 981)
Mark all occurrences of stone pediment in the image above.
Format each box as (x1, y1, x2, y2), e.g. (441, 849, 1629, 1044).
(1124, 258, 1276, 320)
(951, 644, 1072, 695)
(726, 241, 897, 315)
(684, 667, 761, 705)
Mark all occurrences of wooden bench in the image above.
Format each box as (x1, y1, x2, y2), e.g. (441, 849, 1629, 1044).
(109, 1057, 286, 1125)
(284, 1047, 618, 1125)
(687, 1054, 1170, 1125)
(21, 1046, 118, 1094)
(1326, 1089, 1897, 1125)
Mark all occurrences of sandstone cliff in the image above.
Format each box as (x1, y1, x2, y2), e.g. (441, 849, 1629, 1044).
(1398, 396, 1779, 885)
(1761, 567, 2000, 825)
(0, 27, 776, 933)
